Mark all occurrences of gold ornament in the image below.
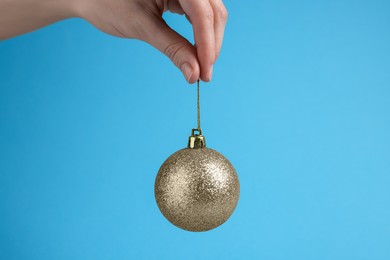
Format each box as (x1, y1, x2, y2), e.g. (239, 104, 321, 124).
(154, 81, 240, 232)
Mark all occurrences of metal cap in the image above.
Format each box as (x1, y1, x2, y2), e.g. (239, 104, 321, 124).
(188, 129, 206, 149)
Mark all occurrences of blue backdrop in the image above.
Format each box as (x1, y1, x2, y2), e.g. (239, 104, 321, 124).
(1, 0, 390, 259)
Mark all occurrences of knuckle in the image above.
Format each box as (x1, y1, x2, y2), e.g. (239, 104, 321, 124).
(219, 6, 228, 21)
(163, 42, 185, 64)
(204, 8, 214, 22)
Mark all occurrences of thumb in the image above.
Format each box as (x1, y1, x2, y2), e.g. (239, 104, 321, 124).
(138, 17, 200, 84)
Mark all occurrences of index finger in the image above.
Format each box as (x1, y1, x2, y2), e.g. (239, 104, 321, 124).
(179, 0, 215, 82)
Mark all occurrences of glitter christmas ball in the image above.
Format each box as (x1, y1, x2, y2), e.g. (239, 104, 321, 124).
(154, 131, 240, 232)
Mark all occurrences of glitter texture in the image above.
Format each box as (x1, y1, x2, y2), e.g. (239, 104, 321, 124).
(154, 148, 240, 232)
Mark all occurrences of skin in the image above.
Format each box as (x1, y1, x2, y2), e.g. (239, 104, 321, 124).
(0, 0, 228, 83)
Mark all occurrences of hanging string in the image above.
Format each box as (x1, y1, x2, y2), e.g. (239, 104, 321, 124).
(197, 79, 201, 131)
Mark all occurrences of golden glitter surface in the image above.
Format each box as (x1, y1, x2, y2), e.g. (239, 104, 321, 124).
(154, 147, 240, 232)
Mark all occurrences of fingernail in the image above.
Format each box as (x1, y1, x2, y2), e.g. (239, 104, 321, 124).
(208, 65, 213, 81)
(181, 63, 193, 83)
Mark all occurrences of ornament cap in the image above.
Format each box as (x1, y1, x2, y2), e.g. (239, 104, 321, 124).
(188, 129, 206, 149)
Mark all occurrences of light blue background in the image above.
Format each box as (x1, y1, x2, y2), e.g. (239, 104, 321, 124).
(1, 0, 390, 259)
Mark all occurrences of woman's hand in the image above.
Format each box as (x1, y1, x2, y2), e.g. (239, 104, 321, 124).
(76, 0, 228, 83)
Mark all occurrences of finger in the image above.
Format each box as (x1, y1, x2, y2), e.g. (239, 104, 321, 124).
(209, 0, 228, 60)
(179, 0, 215, 82)
(138, 16, 200, 84)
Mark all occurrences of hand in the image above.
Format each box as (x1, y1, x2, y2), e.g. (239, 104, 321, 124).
(75, 0, 228, 83)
